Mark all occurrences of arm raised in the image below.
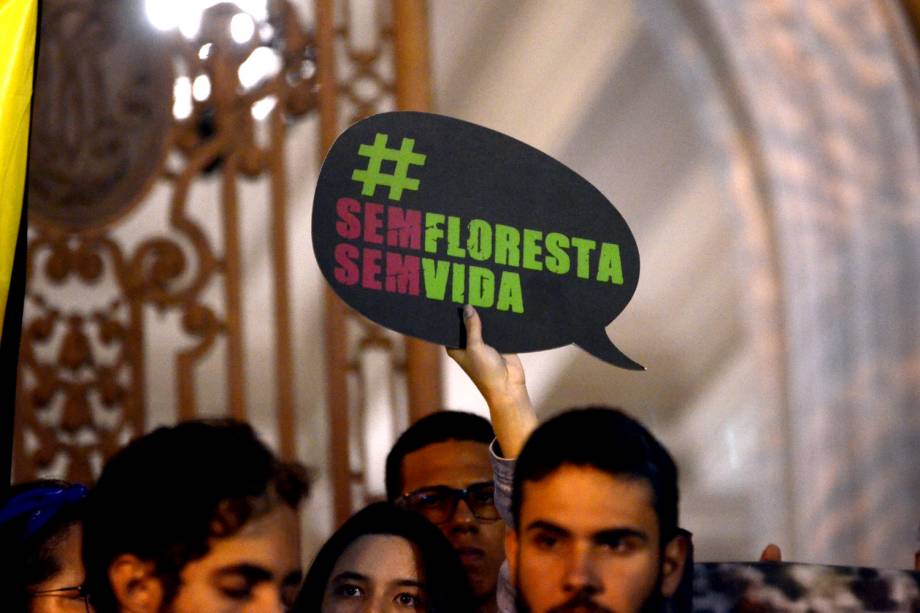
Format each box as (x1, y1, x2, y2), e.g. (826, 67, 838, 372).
(446, 305, 538, 458)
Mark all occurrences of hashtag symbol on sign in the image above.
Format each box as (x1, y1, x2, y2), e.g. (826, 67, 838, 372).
(351, 133, 427, 202)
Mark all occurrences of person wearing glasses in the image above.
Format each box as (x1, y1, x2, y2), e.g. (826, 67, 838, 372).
(386, 411, 505, 613)
(0, 480, 93, 612)
(293, 501, 477, 612)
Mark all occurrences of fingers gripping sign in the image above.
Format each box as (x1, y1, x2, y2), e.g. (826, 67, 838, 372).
(447, 305, 525, 403)
(759, 544, 783, 562)
(447, 305, 537, 458)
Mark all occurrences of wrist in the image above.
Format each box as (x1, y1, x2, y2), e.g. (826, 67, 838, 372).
(483, 384, 532, 413)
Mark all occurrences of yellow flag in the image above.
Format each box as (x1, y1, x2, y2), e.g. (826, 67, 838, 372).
(0, 0, 38, 339)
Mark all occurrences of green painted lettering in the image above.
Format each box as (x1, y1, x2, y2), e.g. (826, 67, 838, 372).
(467, 219, 493, 261)
(596, 243, 623, 285)
(421, 258, 449, 300)
(468, 266, 495, 308)
(496, 271, 524, 313)
(522, 229, 543, 271)
(451, 262, 465, 303)
(447, 216, 466, 257)
(424, 213, 444, 254)
(570, 237, 597, 279)
(494, 224, 520, 267)
(544, 232, 571, 274)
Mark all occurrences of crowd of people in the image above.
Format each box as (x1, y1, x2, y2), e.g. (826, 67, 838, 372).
(1, 306, 915, 612)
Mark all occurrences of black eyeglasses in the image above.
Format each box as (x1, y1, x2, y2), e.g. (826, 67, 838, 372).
(30, 584, 92, 612)
(396, 482, 499, 524)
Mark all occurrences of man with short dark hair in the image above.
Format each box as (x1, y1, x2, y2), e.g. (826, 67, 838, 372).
(83, 419, 309, 613)
(385, 410, 495, 502)
(507, 408, 687, 613)
(449, 305, 688, 613)
(386, 411, 506, 613)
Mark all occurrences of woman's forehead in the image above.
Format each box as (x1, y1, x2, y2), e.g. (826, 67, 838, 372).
(333, 534, 423, 583)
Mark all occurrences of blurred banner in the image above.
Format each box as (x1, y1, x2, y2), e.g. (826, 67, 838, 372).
(694, 562, 920, 611)
(0, 0, 37, 336)
(0, 0, 39, 488)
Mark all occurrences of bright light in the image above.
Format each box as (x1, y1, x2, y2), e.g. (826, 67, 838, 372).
(233, 0, 268, 22)
(230, 13, 255, 43)
(300, 59, 316, 80)
(145, 0, 183, 30)
(258, 23, 275, 41)
(192, 75, 211, 101)
(144, 0, 269, 39)
(179, 13, 202, 39)
(198, 43, 212, 60)
(173, 76, 193, 119)
(251, 96, 277, 121)
(238, 46, 281, 89)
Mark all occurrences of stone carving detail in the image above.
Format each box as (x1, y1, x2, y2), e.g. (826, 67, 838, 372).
(28, 0, 174, 230)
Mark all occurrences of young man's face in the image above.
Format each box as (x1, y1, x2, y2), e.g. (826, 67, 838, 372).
(507, 465, 686, 613)
(164, 505, 302, 613)
(400, 439, 505, 606)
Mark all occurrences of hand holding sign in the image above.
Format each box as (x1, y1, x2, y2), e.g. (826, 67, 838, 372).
(313, 112, 643, 369)
(448, 305, 537, 458)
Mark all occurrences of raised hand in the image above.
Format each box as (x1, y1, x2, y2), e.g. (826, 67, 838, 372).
(446, 305, 537, 457)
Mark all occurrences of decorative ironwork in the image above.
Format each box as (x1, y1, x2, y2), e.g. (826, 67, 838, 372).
(17, 0, 317, 483)
(317, 0, 441, 525)
(15, 0, 441, 533)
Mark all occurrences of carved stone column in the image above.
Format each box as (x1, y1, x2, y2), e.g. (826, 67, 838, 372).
(643, 0, 919, 565)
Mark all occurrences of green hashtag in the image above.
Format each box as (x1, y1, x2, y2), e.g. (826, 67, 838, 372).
(351, 133, 426, 201)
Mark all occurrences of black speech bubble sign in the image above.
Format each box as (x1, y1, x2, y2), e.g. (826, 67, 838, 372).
(313, 112, 642, 369)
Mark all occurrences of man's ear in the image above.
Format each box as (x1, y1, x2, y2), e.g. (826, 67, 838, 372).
(660, 532, 689, 598)
(108, 554, 165, 613)
(505, 529, 519, 582)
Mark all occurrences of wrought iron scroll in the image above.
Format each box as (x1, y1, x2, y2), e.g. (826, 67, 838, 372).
(17, 0, 317, 483)
(316, 0, 442, 525)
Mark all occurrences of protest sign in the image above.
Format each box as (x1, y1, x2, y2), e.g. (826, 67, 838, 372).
(313, 112, 642, 369)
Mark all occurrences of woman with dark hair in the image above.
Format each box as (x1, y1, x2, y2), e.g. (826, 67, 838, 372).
(294, 502, 477, 612)
(0, 480, 92, 612)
